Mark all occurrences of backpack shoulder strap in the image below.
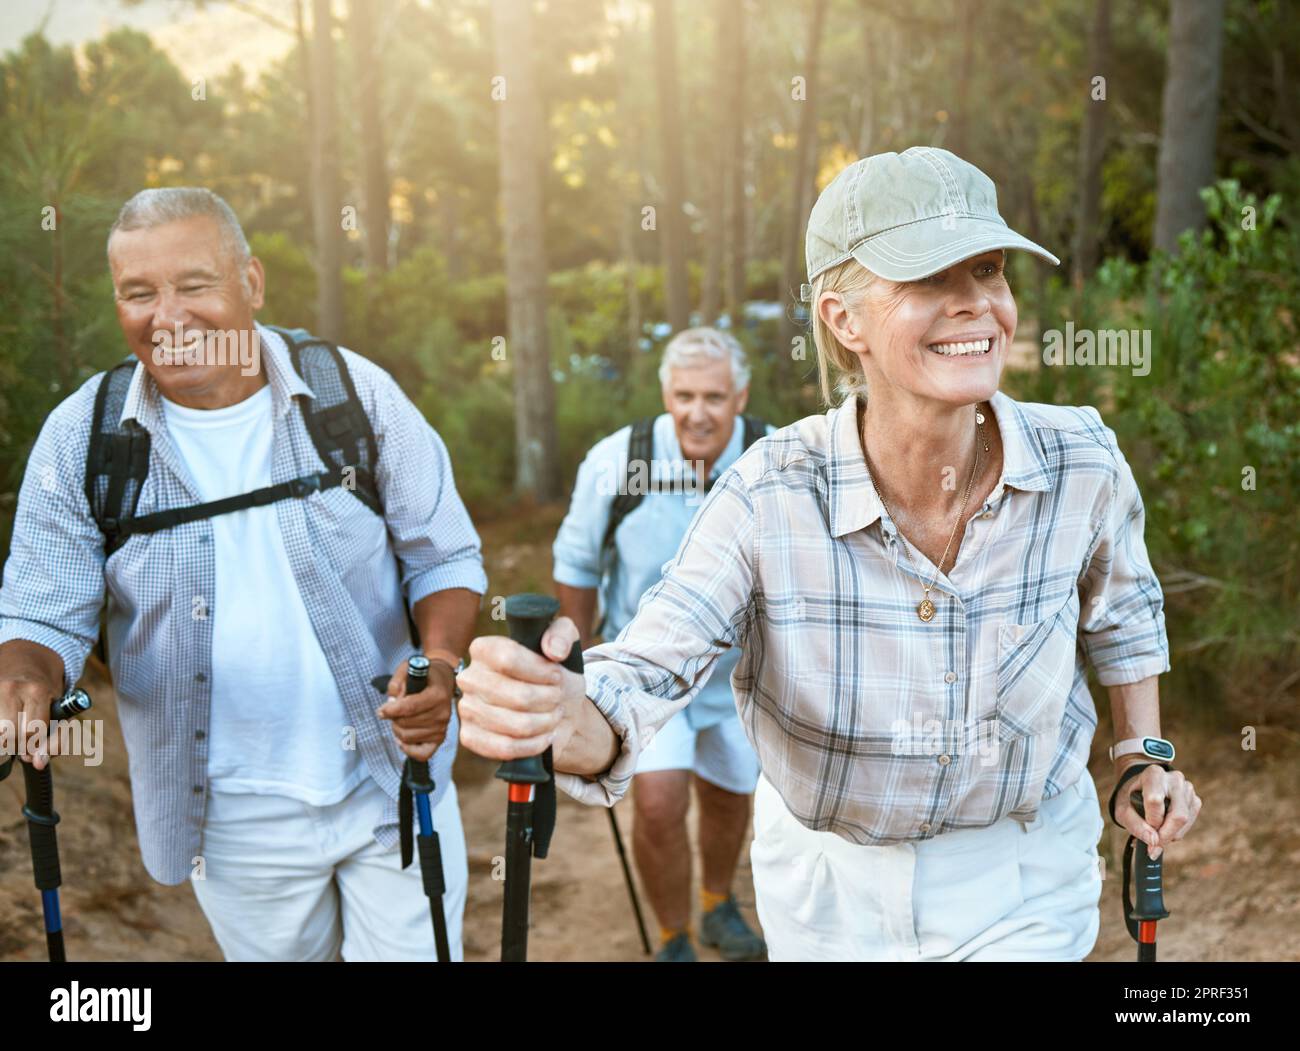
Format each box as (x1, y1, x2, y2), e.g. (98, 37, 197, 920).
(741, 414, 769, 450)
(269, 326, 383, 516)
(85, 357, 151, 558)
(600, 417, 655, 557)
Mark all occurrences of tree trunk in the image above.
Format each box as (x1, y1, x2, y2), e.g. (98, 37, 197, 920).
(1072, 0, 1110, 285)
(350, 0, 390, 274)
(699, 5, 729, 325)
(614, 15, 644, 370)
(723, 0, 747, 320)
(310, 0, 345, 341)
(651, 0, 690, 332)
(855, 0, 875, 157)
(1024, 172, 1050, 352)
(780, 0, 828, 345)
(948, 0, 975, 157)
(294, 0, 316, 249)
(620, 217, 641, 377)
(492, 0, 560, 501)
(1153, 0, 1226, 253)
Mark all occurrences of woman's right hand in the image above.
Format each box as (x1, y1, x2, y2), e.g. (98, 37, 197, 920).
(457, 616, 587, 762)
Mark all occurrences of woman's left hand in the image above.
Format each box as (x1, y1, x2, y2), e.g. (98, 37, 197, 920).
(1114, 763, 1202, 860)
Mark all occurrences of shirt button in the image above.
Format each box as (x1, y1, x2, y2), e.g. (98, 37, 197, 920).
(982, 511, 994, 519)
(943, 671, 957, 683)
(194, 672, 207, 683)
(919, 822, 932, 834)
(938, 754, 951, 765)
(195, 730, 206, 740)
(192, 785, 203, 794)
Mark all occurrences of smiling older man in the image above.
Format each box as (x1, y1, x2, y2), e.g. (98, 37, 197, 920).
(0, 187, 486, 961)
(552, 328, 773, 961)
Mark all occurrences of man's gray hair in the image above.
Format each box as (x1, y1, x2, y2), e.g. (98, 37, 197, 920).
(107, 187, 251, 266)
(658, 327, 752, 391)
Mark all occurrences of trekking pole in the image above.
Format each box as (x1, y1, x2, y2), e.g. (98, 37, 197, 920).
(606, 808, 651, 955)
(1122, 789, 1171, 962)
(497, 593, 584, 962)
(0, 687, 93, 962)
(371, 657, 450, 962)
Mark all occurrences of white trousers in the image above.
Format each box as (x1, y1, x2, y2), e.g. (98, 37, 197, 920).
(750, 771, 1105, 961)
(190, 775, 468, 961)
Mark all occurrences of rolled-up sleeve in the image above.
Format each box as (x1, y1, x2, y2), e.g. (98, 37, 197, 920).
(368, 367, 487, 604)
(1077, 426, 1171, 686)
(551, 439, 616, 589)
(554, 468, 757, 807)
(0, 391, 105, 689)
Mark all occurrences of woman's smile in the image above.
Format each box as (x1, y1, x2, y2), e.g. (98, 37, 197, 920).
(926, 332, 998, 358)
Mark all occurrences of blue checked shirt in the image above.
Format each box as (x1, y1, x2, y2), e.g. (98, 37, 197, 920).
(0, 323, 488, 884)
(556, 390, 1171, 843)
(552, 413, 775, 731)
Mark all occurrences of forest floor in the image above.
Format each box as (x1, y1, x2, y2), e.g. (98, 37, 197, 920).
(2, 491, 1298, 963)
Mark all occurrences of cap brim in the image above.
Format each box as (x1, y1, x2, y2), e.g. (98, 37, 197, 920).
(849, 216, 1060, 282)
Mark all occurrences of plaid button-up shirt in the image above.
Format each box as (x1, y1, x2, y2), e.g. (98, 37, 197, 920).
(0, 324, 487, 884)
(557, 390, 1170, 843)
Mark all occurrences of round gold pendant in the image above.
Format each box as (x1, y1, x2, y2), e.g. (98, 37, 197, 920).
(917, 598, 936, 622)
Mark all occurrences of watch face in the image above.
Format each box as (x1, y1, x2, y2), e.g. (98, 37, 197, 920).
(1144, 738, 1175, 761)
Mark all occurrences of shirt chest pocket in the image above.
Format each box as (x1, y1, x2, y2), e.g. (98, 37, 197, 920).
(994, 592, 1080, 741)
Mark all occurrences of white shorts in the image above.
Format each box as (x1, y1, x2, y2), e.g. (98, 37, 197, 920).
(190, 775, 468, 961)
(636, 707, 761, 795)
(750, 770, 1105, 961)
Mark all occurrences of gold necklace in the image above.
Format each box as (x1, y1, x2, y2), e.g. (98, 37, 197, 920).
(865, 403, 989, 623)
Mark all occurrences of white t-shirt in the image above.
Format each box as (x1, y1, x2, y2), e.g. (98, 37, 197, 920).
(161, 384, 364, 804)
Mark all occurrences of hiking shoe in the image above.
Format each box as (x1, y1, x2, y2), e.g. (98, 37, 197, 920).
(654, 932, 697, 962)
(700, 896, 767, 961)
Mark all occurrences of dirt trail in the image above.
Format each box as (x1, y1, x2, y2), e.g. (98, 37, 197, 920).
(1, 505, 1295, 961)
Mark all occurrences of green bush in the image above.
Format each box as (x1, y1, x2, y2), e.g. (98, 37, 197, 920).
(1010, 179, 1299, 699)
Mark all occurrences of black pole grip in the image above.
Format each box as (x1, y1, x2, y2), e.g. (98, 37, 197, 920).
(530, 641, 582, 861)
(21, 762, 62, 891)
(406, 655, 430, 695)
(1128, 789, 1170, 922)
(404, 654, 433, 783)
(1131, 839, 1170, 922)
(497, 594, 563, 785)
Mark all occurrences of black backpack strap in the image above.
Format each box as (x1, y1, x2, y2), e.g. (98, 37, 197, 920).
(600, 417, 655, 556)
(267, 327, 419, 644)
(87, 329, 388, 552)
(741, 414, 769, 451)
(269, 326, 383, 517)
(85, 358, 152, 559)
(108, 470, 340, 541)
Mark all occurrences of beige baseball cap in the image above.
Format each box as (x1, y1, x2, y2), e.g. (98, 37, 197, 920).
(804, 147, 1060, 289)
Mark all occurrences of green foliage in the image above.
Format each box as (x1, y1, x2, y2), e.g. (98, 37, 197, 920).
(1, 4, 1297, 709)
(252, 232, 316, 332)
(1008, 179, 1299, 693)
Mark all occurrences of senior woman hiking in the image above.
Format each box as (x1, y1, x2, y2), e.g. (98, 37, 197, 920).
(457, 147, 1203, 961)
